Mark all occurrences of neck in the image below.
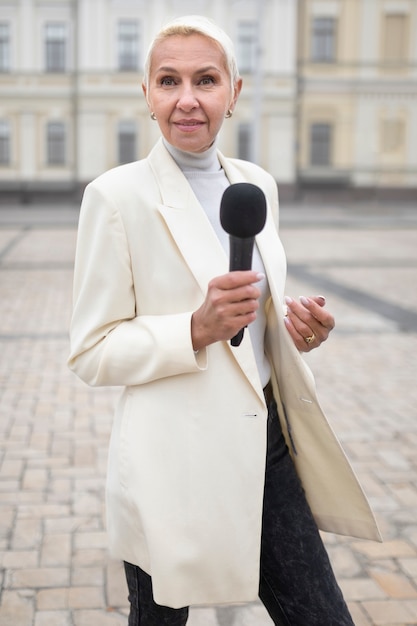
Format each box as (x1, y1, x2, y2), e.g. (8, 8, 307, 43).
(163, 138, 221, 173)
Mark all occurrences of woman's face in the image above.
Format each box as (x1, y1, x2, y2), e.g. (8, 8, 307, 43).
(143, 34, 242, 153)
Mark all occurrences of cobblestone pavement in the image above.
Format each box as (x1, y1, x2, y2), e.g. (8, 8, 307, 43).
(0, 201, 417, 626)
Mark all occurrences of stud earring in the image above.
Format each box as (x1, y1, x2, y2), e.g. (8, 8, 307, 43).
(150, 112, 157, 120)
(225, 109, 233, 119)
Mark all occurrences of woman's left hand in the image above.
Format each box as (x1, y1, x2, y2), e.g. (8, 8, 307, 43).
(283, 295, 335, 352)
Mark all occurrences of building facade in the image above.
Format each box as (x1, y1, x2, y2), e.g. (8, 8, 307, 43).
(297, 0, 417, 199)
(0, 0, 297, 201)
(0, 0, 416, 202)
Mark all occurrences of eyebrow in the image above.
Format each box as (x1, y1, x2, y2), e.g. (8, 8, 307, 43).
(155, 65, 221, 75)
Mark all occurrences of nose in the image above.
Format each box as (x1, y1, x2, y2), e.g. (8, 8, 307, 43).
(176, 84, 199, 112)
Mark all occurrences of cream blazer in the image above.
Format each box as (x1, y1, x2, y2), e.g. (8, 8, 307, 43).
(68, 139, 380, 608)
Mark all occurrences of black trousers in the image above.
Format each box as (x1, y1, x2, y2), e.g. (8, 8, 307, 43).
(124, 399, 354, 625)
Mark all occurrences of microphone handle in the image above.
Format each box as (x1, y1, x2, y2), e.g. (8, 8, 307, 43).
(229, 236, 255, 272)
(229, 236, 255, 346)
(231, 328, 245, 347)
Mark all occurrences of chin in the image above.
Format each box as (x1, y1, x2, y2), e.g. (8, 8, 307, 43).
(170, 133, 213, 154)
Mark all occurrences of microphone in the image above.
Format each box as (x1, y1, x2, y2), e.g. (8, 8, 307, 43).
(220, 182, 267, 346)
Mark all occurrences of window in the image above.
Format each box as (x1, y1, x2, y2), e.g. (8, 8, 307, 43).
(311, 17, 336, 62)
(0, 120, 10, 164)
(237, 21, 258, 74)
(381, 119, 405, 154)
(47, 121, 66, 165)
(382, 14, 409, 64)
(310, 123, 332, 166)
(238, 123, 253, 161)
(118, 120, 136, 164)
(118, 21, 139, 71)
(0, 23, 10, 72)
(45, 22, 66, 72)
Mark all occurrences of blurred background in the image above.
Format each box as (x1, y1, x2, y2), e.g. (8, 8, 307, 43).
(0, 0, 416, 206)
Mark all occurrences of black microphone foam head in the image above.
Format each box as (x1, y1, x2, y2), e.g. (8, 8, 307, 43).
(220, 183, 267, 238)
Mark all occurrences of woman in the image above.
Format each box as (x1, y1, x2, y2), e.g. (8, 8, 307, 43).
(68, 15, 380, 626)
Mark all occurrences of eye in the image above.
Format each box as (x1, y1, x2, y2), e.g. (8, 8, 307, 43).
(199, 76, 215, 86)
(160, 76, 176, 86)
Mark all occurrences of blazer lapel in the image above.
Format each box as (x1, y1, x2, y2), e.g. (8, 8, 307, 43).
(147, 140, 264, 402)
(148, 139, 228, 288)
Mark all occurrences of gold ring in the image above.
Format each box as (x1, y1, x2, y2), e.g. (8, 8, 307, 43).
(304, 334, 315, 344)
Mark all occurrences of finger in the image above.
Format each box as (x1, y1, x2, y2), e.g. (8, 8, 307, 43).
(285, 296, 318, 329)
(218, 271, 265, 290)
(286, 311, 317, 345)
(310, 295, 326, 307)
(298, 296, 335, 330)
(284, 296, 330, 346)
(284, 315, 315, 352)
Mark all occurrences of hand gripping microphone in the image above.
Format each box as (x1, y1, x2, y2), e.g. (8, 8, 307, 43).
(220, 182, 267, 346)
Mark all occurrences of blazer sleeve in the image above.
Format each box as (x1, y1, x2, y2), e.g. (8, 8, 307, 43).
(68, 182, 206, 387)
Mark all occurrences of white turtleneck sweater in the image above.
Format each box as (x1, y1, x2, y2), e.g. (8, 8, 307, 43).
(163, 139, 271, 388)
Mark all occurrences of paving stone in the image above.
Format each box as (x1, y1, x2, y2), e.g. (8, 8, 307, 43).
(44, 516, 101, 534)
(0, 589, 35, 626)
(1, 203, 417, 625)
(73, 531, 107, 550)
(0, 505, 15, 536)
(340, 577, 386, 601)
(0, 479, 20, 492)
(0, 459, 24, 478)
(36, 588, 68, 610)
(326, 544, 363, 578)
(0, 491, 44, 506)
(399, 558, 417, 578)
(73, 608, 128, 625)
(106, 560, 128, 610)
(40, 534, 72, 567)
(369, 568, 417, 599)
(6, 567, 70, 589)
(11, 518, 42, 550)
(362, 599, 417, 624)
(72, 566, 104, 587)
(67, 585, 105, 609)
(188, 607, 219, 625)
(34, 610, 72, 626)
(352, 539, 417, 560)
(347, 602, 373, 626)
(0, 550, 38, 569)
(405, 599, 417, 619)
(72, 548, 107, 567)
(22, 468, 48, 491)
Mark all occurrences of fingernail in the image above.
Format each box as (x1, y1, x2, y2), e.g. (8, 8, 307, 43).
(299, 296, 310, 305)
(256, 272, 266, 281)
(317, 295, 326, 304)
(284, 296, 293, 305)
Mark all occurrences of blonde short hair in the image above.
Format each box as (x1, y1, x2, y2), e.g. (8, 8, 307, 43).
(143, 15, 240, 92)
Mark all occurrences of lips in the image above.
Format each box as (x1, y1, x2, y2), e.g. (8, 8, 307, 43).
(174, 119, 204, 130)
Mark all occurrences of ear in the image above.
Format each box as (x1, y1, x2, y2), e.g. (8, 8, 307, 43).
(229, 78, 243, 114)
(142, 81, 148, 103)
